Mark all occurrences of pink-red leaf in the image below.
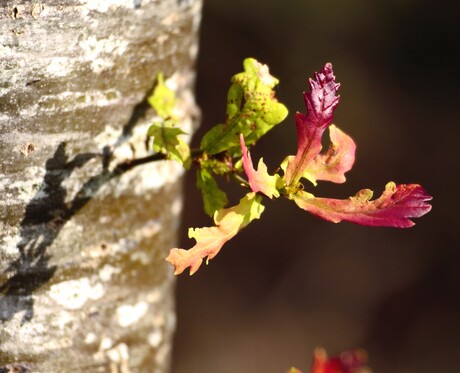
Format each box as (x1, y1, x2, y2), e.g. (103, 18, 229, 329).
(293, 182, 432, 228)
(165, 192, 264, 275)
(240, 134, 280, 198)
(286, 63, 340, 186)
(302, 124, 356, 185)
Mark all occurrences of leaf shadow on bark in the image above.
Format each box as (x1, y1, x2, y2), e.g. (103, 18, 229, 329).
(0, 143, 97, 324)
(0, 99, 151, 325)
(0, 362, 30, 373)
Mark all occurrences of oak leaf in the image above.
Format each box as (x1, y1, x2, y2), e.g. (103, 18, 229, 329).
(166, 192, 264, 275)
(301, 124, 355, 185)
(240, 134, 280, 198)
(292, 182, 432, 228)
(196, 168, 228, 216)
(286, 63, 340, 186)
(200, 58, 288, 155)
(147, 121, 191, 168)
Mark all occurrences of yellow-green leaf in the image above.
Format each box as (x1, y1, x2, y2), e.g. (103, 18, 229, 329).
(148, 121, 191, 168)
(147, 73, 175, 118)
(200, 58, 288, 155)
(165, 192, 264, 275)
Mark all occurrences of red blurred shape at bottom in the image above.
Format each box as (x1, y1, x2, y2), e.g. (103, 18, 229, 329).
(286, 348, 370, 373)
(311, 348, 369, 373)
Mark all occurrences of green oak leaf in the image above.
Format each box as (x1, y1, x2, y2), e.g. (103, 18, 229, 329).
(200, 58, 288, 155)
(148, 121, 191, 169)
(196, 168, 228, 217)
(148, 73, 175, 118)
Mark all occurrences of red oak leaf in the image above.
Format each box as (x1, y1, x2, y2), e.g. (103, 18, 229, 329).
(302, 124, 356, 185)
(286, 63, 340, 186)
(293, 182, 432, 228)
(240, 134, 280, 198)
(311, 348, 369, 373)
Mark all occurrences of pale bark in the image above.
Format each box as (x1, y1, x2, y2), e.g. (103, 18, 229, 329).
(0, 0, 201, 371)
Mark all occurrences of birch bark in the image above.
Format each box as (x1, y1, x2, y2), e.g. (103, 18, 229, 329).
(0, 1, 201, 371)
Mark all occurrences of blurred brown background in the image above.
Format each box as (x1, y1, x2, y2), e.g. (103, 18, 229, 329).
(172, 0, 459, 372)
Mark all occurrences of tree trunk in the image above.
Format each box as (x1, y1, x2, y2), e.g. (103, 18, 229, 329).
(0, 1, 201, 371)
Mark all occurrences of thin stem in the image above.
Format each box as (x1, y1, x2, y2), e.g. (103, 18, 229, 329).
(232, 173, 250, 188)
(114, 153, 167, 173)
(114, 148, 203, 173)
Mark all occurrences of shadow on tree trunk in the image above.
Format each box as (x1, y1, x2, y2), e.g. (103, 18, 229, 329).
(0, 96, 152, 324)
(0, 143, 97, 324)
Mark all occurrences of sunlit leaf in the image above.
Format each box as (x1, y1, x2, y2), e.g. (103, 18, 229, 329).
(200, 58, 288, 155)
(292, 182, 432, 228)
(165, 192, 264, 275)
(286, 63, 340, 186)
(301, 124, 355, 185)
(147, 121, 191, 168)
(147, 73, 175, 118)
(240, 134, 280, 198)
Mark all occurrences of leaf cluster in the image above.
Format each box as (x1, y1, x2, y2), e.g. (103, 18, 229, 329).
(145, 59, 432, 276)
(190, 58, 287, 216)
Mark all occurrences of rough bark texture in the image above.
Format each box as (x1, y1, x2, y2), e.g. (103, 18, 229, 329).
(0, 0, 201, 371)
